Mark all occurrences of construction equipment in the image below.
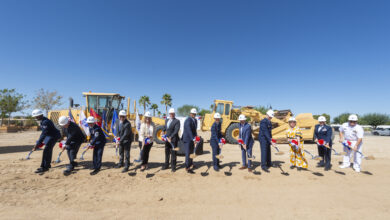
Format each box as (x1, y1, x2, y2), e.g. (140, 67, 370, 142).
(48, 92, 166, 141)
(195, 100, 320, 144)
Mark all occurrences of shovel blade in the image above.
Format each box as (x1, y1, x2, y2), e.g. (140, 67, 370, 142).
(190, 154, 197, 159)
(216, 155, 224, 159)
(275, 152, 284, 155)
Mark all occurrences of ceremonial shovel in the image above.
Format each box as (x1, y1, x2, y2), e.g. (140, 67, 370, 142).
(189, 136, 201, 159)
(271, 139, 284, 155)
(342, 141, 375, 160)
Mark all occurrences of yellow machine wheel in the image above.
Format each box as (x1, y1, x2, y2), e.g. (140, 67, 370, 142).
(153, 125, 165, 144)
(225, 123, 240, 144)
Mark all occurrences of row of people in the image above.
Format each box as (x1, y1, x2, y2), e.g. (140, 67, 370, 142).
(30, 108, 364, 175)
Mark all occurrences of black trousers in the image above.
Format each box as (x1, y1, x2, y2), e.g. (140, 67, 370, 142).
(141, 143, 153, 165)
(260, 139, 272, 169)
(119, 142, 131, 167)
(164, 140, 177, 169)
(93, 144, 105, 170)
(184, 141, 195, 169)
(67, 142, 81, 169)
(318, 145, 332, 168)
(40, 139, 56, 169)
(210, 140, 220, 169)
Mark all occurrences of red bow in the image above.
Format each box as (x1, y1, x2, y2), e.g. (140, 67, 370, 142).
(59, 141, 66, 149)
(291, 139, 299, 145)
(238, 139, 244, 145)
(271, 139, 277, 144)
(220, 138, 226, 144)
(195, 136, 201, 142)
(37, 143, 44, 149)
(318, 139, 325, 145)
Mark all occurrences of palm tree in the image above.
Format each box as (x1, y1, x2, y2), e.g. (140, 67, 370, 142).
(139, 96, 151, 114)
(160, 93, 172, 115)
(150, 103, 159, 116)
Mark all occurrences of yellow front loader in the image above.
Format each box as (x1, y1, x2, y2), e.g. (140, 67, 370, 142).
(199, 100, 319, 144)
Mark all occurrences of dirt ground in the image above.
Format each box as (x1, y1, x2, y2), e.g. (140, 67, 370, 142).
(0, 131, 389, 220)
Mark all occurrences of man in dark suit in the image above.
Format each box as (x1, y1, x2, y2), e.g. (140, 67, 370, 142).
(115, 110, 133, 172)
(314, 116, 333, 171)
(238, 114, 254, 172)
(32, 109, 61, 174)
(163, 108, 180, 172)
(58, 116, 85, 175)
(182, 108, 198, 173)
(258, 109, 275, 172)
(87, 116, 107, 175)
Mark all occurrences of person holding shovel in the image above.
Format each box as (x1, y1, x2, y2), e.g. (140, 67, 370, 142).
(182, 108, 198, 173)
(31, 109, 61, 174)
(87, 116, 106, 175)
(238, 114, 254, 172)
(58, 116, 85, 175)
(114, 110, 132, 173)
(210, 113, 223, 171)
(338, 114, 364, 173)
(258, 109, 275, 172)
(138, 111, 154, 171)
(314, 116, 333, 171)
(287, 117, 308, 170)
(162, 108, 180, 172)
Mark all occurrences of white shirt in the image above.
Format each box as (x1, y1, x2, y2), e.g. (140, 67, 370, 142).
(138, 122, 155, 142)
(339, 123, 364, 141)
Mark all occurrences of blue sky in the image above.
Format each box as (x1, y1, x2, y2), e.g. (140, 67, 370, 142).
(0, 0, 389, 118)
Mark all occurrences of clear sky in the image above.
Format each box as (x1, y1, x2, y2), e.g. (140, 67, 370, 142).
(0, 0, 389, 118)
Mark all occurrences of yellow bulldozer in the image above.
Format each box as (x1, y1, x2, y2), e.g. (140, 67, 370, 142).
(48, 92, 165, 141)
(195, 100, 320, 144)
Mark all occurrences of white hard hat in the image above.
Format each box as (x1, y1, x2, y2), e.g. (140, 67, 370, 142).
(144, 111, 151, 117)
(214, 113, 221, 119)
(32, 109, 43, 117)
(119, 110, 126, 116)
(348, 114, 358, 121)
(318, 116, 326, 122)
(86, 116, 95, 124)
(169, 108, 175, 114)
(190, 108, 197, 114)
(58, 116, 69, 126)
(266, 109, 274, 118)
(238, 114, 246, 121)
(288, 117, 296, 122)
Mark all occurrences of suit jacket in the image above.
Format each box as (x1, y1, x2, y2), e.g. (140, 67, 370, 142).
(239, 122, 254, 148)
(182, 117, 197, 142)
(115, 119, 132, 145)
(65, 121, 85, 146)
(164, 118, 180, 142)
(314, 124, 333, 146)
(259, 118, 272, 143)
(210, 122, 222, 142)
(89, 124, 107, 147)
(37, 117, 61, 145)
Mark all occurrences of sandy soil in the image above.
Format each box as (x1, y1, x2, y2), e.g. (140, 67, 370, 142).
(0, 131, 389, 220)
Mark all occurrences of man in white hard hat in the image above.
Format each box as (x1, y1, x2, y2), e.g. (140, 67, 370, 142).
(182, 108, 198, 173)
(210, 113, 223, 171)
(162, 108, 180, 172)
(339, 114, 364, 172)
(31, 109, 61, 174)
(87, 116, 107, 175)
(314, 116, 333, 171)
(114, 110, 133, 172)
(58, 116, 85, 175)
(258, 109, 275, 172)
(238, 114, 254, 172)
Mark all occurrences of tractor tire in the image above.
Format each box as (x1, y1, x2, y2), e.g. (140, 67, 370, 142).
(153, 125, 166, 144)
(226, 123, 240, 144)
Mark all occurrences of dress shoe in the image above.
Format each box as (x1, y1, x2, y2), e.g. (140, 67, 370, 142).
(162, 165, 169, 170)
(261, 168, 270, 173)
(239, 166, 247, 170)
(121, 167, 129, 173)
(35, 167, 48, 174)
(90, 169, 100, 175)
(116, 163, 123, 169)
(214, 167, 220, 172)
(248, 168, 253, 172)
